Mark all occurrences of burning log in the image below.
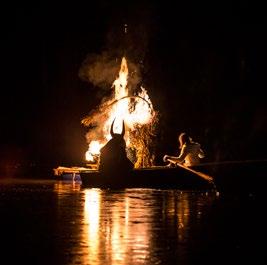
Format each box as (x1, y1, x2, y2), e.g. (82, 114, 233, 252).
(99, 119, 134, 173)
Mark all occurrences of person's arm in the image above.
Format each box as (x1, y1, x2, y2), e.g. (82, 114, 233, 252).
(176, 145, 187, 163)
(198, 146, 205, 158)
(163, 145, 188, 165)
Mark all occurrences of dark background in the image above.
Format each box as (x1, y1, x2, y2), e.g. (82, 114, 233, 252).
(1, 1, 266, 173)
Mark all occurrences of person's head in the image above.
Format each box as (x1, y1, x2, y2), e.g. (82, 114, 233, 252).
(178, 132, 191, 149)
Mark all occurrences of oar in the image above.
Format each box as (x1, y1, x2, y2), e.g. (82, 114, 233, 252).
(176, 163, 214, 183)
(166, 158, 214, 183)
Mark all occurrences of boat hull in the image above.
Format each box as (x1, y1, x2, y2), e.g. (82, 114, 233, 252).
(55, 160, 267, 193)
(80, 166, 215, 190)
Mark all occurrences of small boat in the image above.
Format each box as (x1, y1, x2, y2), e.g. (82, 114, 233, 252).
(54, 159, 267, 193)
(79, 165, 215, 190)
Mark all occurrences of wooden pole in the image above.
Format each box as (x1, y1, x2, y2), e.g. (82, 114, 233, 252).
(176, 163, 214, 182)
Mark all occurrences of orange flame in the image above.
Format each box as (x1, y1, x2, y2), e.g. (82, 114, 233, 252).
(85, 57, 155, 162)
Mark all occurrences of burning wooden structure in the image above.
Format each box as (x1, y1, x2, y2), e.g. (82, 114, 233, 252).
(82, 57, 158, 169)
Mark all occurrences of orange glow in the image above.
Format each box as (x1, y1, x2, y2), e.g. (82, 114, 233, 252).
(126, 87, 154, 128)
(83, 189, 101, 264)
(85, 141, 104, 161)
(85, 57, 155, 162)
(53, 181, 81, 193)
(80, 189, 152, 264)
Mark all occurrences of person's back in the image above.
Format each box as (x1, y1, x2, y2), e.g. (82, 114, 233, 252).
(181, 141, 205, 166)
(98, 119, 134, 174)
(99, 141, 133, 173)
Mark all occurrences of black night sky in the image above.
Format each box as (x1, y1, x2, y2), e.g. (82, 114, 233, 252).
(1, 1, 267, 171)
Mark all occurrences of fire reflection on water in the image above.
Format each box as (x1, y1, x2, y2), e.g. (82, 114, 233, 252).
(76, 189, 215, 265)
(82, 190, 152, 264)
(0, 179, 260, 264)
(53, 181, 81, 194)
(83, 189, 101, 264)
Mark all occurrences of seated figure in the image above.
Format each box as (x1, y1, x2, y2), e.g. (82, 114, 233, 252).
(99, 119, 134, 174)
(163, 132, 205, 167)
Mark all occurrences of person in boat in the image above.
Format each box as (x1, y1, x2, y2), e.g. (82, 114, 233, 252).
(99, 119, 134, 174)
(163, 132, 205, 167)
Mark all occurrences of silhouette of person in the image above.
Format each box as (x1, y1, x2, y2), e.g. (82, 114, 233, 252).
(163, 132, 205, 167)
(98, 119, 133, 173)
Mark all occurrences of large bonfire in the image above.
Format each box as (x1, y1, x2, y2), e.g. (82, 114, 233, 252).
(82, 57, 158, 168)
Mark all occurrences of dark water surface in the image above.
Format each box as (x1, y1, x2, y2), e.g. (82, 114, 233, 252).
(0, 178, 265, 265)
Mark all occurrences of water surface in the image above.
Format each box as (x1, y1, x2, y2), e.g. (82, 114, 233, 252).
(0, 178, 265, 264)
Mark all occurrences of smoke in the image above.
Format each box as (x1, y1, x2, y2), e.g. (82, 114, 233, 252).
(79, 53, 142, 145)
(79, 51, 142, 94)
(84, 112, 109, 143)
(80, 96, 113, 143)
(79, 52, 118, 89)
(78, 3, 156, 92)
(79, 5, 157, 155)
(80, 53, 156, 150)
